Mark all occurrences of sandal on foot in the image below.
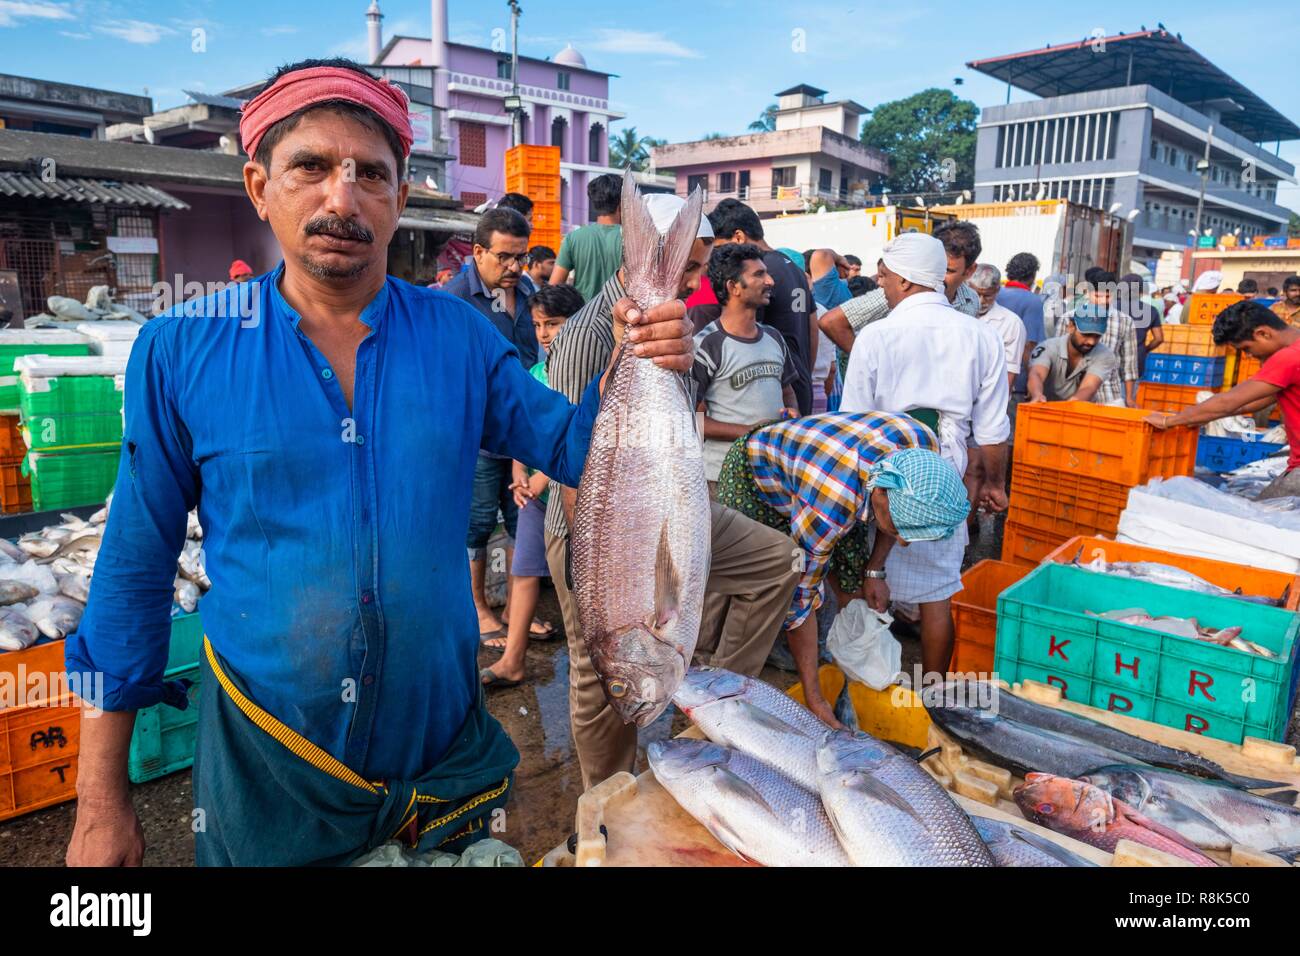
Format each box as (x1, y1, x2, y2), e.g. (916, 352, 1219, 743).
(480, 667, 522, 689)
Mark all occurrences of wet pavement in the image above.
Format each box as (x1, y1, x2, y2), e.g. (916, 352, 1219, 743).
(4, 513, 1296, 865)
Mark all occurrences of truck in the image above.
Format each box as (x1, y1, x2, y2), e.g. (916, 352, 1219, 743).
(760, 205, 956, 268)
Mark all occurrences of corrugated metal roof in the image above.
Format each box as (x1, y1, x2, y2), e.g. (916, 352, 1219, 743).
(0, 170, 189, 210)
(183, 89, 245, 110)
(398, 205, 481, 233)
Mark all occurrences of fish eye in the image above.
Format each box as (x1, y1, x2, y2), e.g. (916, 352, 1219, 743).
(1038, 803, 1054, 814)
(608, 679, 628, 698)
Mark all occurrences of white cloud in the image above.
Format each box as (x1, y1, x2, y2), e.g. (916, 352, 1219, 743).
(261, 24, 297, 37)
(0, 0, 73, 27)
(95, 19, 176, 44)
(57, 29, 88, 38)
(587, 29, 702, 59)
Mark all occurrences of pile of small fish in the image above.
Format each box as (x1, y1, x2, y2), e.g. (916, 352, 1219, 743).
(1087, 607, 1274, 657)
(1072, 550, 1282, 606)
(925, 682, 1300, 864)
(650, 667, 1069, 867)
(0, 496, 206, 651)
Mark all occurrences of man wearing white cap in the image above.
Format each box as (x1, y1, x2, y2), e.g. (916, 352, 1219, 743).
(839, 231, 1010, 675)
(544, 193, 800, 788)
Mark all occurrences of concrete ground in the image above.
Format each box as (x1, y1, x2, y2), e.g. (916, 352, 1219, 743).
(4, 513, 1296, 866)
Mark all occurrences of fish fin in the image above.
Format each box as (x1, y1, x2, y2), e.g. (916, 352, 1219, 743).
(711, 767, 779, 820)
(1256, 788, 1299, 805)
(619, 171, 704, 305)
(845, 771, 928, 829)
(652, 519, 681, 631)
(1212, 767, 1289, 790)
(1005, 826, 1092, 867)
(1112, 797, 1203, 852)
(1267, 846, 1300, 863)
(704, 811, 754, 862)
(736, 700, 816, 739)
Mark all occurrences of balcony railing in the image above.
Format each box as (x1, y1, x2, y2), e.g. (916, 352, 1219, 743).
(678, 182, 875, 208)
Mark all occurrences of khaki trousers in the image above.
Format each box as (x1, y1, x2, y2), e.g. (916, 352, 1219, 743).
(546, 501, 799, 790)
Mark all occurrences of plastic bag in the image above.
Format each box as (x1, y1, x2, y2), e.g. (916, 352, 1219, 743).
(350, 838, 524, 868)
(826, 599, 901, 691)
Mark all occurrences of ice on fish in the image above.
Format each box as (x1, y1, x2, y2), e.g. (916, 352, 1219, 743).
(0, 606, 39, 650)
(1075, 552, 1280, 605)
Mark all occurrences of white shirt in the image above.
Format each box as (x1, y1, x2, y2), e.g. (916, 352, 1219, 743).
(979, 301, 1027, 375)
(812, 305, 836, 380)
(840, 291, 1010, 473)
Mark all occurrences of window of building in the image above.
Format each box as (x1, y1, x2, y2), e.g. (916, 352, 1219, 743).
(1150, 140, 1159, 160)
(459, 122, 486, 167)
(588, 123, 602, 164)
(717, 171, 736, 193)
(461, 191, 487, 210)
(557, 71, 570, 91)
(772, 166, 796, 187)
(687, 173, 708, 195)
(551, 116, 567, 159)
(497, 59, 512, 80)
(818, 168, 833, 195)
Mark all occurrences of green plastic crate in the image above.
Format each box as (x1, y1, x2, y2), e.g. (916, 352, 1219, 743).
(166, 610, 203, 672)
(19, 375, 123, 421)
(21, 412, 123, 451)
(993, 563, 1300, 744)
(25, 446, 121, 511)
(127, 662, 200, 783)
(0, 338, 91, 408)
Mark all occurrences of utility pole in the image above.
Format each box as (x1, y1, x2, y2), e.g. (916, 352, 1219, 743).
(1189, 123, 1214, 286)
(506, 1, 523, 149)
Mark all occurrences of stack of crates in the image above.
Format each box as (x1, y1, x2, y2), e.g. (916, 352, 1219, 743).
(505, 144, 562, 252)
(15, 354, 126, 511)
(1002, 403, 1197, 566)
(1184, 291, 1242, 326)
(1137, 322, 1227, 414)
(0, 413, 31, 513)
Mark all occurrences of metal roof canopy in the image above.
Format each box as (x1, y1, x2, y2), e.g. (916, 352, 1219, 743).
(0, 170, 189, 210)
(967, 30, 1300, 143)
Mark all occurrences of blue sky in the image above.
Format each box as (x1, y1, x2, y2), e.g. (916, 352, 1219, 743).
(3, 0, 1298, 214)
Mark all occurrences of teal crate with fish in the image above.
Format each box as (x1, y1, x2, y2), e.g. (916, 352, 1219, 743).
(993, 563, 1300, 745)
(0, 333, 92, 408)
(127, 662, 200, 783)
(24, 446, 121, 511)
(18, 375, 124, 421)
(21, 412, 123, 451)
(167, 609, 203, 672)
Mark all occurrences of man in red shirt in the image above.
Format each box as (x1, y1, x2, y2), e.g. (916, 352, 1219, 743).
(1147, 301, 1300, 498)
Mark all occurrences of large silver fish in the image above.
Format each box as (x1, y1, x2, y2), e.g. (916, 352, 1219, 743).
(971, 816, 1096, 867)
(1074, 553, 1279, 606)
(648, 738, 850, 867)
(673, 666, 829, 791)
(1084, 765, 1300, 855)
(816, 730, 995, 867)
(570, 176, 711, 727)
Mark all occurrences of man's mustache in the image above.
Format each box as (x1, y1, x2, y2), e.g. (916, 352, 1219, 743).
(304, 217, 374, 243)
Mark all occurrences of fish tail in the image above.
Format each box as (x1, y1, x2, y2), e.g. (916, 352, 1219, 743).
(620, 172, 704, 308)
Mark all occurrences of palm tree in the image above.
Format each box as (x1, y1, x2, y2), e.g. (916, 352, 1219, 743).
(748, 103, 778, 132)
(702, 132, 727, 141)
(610, 126, 654, 171)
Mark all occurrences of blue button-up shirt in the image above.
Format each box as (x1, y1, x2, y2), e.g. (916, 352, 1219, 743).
(442, 260, 539, 367)
(66, 265, 599, 780)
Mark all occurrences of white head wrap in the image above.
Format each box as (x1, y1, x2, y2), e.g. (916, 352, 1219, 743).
(880, 232, 947, 293)
(1192, 270, 1222, 293)
(643, 193, 713, 239)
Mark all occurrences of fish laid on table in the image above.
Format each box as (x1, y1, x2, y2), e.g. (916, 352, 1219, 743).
(971, 816, 1097, 867)
(672, 667, 829, 791)
(18, 529, 68, 558)
(1014, 773, 1219, 866)
(56, 572, 90, 604)
(0, 607, 39, 650)
(648, 738, 850, 867)
(816, 730, 995, 867)
(924, 681, 1284, 790)
(36, 531, 101, 566)
(174, 577, 200, 614)
(27, 595, 84, 639)
(0, 580, 39, 606)
(1073, 552, 1280, 606)
(1084, 766, 1300, 855)
(178, 539, 210, 590)
(0, 538, 26, 563)
(570, 177, 710, 727)
(1088, 608, 1273, 658)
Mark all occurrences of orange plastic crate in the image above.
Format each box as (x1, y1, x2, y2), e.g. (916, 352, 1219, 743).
(1185, 292, 1242, 326)
(0, 459, 31, 514)
(1153, 324, 1228, 357)
(1013, 401, 1197, 485)
(504, 144, 560, 181)
(951, 560, 1032, 674)
(1225, 350, 1263, 386)
(1007, 464, 1129, 539)
(531, 200, 562, 234)
(1042, 535, 1300, 611)
(1136, 382, 1205, 414)
(1000, 521, 1068, 568)
(505, 172, 560, 204)
(0, 414, 21, 459)
(0, 691, 80, 822)
(0, 639, 67, 706)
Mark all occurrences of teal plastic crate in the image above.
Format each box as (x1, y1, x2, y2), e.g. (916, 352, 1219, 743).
(993, 563, 1300, 744)
(25, 446, 121, 511)
(19, 375, 123, 421)
(167, 609, 203, 672)
(0, 337, 91, 408)
(21, 412, 123, 451)
(127, 662, 200, 783)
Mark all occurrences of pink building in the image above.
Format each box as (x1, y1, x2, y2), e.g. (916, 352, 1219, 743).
(373, 1, 630, 228)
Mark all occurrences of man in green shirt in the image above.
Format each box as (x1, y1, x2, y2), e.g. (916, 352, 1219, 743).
(550, 173, 623, 301)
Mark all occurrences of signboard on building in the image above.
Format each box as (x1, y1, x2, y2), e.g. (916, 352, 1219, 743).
(409, 104, 435, 154)
(1197, 235, 1216, 248)
(107, 236, 159, 255)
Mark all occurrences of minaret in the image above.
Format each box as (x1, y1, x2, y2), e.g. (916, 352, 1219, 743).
(430, 0, 448, 69)
(366, 0, 384, 64)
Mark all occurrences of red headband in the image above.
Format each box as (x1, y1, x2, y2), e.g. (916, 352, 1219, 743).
(240, 66, 414, 162)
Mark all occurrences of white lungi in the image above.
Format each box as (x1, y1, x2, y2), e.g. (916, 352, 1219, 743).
(884, 521, 968, 605)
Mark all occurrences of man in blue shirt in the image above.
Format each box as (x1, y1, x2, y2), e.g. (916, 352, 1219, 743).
(996, 252, 1047, 400)
(63, 58, 692, 867)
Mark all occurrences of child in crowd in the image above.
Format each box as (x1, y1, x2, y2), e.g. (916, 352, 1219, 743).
(481, 282, 586, 688)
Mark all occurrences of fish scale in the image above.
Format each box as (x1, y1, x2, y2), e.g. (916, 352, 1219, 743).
(570, 176, 711, 727)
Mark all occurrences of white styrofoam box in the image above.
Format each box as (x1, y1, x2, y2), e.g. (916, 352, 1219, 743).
(1116, 511, 1300, 574)
(12, 354, 129, 392)
(1123, 484, 1300, 562)
(0, 330, 91, 346)
(76, 321, 140, 357)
